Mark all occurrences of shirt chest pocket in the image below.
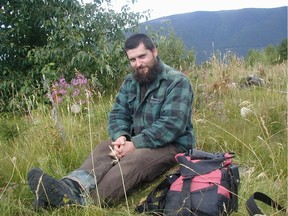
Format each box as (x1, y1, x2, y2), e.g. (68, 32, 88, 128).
(144, 95, 164, 123)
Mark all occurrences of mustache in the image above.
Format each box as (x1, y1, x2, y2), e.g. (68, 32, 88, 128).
(137, 67, 145, 71)
(136, 64, 146, 70)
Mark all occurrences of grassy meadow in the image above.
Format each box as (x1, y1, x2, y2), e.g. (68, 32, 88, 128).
(0, 56, 287, 215)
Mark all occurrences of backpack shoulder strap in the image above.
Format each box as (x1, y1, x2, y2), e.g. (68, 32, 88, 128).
(135, 173, 180, 214)
(246, 192, 287, 215)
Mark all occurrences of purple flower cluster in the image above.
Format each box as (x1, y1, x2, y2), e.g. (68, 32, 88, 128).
(71, 73, 88, 98)
(47, 72, 89, 105)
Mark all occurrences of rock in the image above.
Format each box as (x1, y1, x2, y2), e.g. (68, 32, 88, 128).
(244, 75, 265, 87)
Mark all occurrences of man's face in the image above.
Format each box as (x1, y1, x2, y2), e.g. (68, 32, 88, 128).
(126, 43, 159, 84)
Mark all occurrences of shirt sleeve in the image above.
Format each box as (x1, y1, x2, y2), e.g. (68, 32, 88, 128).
(107, 79, 133, 141)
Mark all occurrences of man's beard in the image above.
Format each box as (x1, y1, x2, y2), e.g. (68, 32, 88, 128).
(132, 60, 162, 85)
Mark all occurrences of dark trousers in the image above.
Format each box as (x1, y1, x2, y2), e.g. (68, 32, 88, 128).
(77, 140, 180, 203)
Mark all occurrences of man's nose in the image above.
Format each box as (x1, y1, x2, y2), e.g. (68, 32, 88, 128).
(135, 58, 142, 68)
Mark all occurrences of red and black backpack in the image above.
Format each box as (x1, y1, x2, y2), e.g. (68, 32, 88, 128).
(136, 150, 240, 216)
(136, 150, 286, 216)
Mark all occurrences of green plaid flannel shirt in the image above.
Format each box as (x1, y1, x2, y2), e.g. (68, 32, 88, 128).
(108, 60, 195, 152)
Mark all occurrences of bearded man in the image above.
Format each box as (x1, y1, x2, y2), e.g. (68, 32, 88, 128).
(27, 33, 195, 210)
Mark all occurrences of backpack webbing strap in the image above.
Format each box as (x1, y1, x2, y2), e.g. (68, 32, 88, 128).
(135, 173, 180, 214)
(179, 178, 192, 215)
(227, 165, 240, 212)
(246, 192, 287, 215)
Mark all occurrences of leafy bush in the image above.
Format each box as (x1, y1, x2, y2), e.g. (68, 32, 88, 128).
(245, 38, 288, 66)
(0, 0, 146, 113)
(152, 30, 196, 71)
(278, 38, 288, 63)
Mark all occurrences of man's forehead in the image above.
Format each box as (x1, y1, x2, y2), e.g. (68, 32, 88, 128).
(126, 43, 149, 58)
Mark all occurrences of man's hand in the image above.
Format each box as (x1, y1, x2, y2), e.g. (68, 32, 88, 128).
(111, 136, 126, 158)
(111, 136, 136, 158)
(117, 141, 136, 158)
(113, 136, 126, 145)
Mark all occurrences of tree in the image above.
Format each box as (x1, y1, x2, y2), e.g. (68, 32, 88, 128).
(245, 39, 287, 66)
(0, 0, 146, 112)
(277, 38, 287, 63)
(148, 29, 196, 72)
(264, 45, 279, 64)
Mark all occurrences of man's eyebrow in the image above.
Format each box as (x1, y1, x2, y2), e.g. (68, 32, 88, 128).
(128, 52, 147, 61)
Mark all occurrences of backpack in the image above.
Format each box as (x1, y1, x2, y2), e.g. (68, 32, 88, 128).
(136, 150, 240, 216)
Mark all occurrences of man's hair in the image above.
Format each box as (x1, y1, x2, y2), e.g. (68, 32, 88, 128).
(124, 33, 155, 51)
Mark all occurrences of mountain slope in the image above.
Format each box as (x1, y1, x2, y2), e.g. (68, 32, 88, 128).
(141, 7, 287, 64)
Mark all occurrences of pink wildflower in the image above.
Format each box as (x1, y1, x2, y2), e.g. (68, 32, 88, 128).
(72, 88, 80, 97)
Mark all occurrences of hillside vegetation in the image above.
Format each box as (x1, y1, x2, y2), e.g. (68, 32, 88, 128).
(0, 55, 287, 215)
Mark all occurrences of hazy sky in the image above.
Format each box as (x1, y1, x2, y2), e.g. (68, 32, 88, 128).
(83, 0, 287, 20)
(136, 0, 287, 20)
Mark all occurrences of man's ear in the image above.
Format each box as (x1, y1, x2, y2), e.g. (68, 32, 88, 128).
(152, 48, 158, 57)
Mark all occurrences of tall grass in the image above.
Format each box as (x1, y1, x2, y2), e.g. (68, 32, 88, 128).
(0, 57, 287, 215)
(192, 56, 287, 215)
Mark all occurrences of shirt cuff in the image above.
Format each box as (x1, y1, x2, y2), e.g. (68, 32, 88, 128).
(112, 131, 131, 141)
(131, 134, 147, 148)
